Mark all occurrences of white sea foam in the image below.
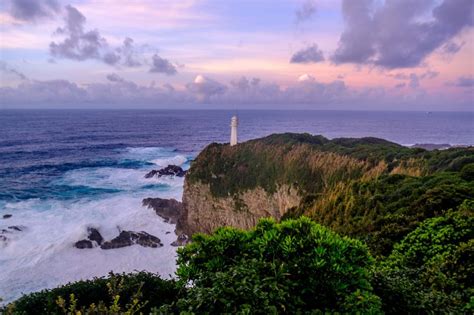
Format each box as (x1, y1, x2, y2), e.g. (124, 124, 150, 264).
(151, 155, 188, 168)
(59, 167, 185, 192)
(0, 147, 188, 304)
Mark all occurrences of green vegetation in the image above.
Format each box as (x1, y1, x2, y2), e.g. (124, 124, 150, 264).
(307, 169, 473, 256)
(6, 272, 181, 314)
(373, 201, 474, 313)
(173, 217, 381, 314)
(187, 133, 418, 198)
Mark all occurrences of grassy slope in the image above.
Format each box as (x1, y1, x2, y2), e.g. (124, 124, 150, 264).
(187, 133, 474, 256)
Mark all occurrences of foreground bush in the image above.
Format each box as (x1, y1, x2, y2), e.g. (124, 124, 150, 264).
(373, 201, 474, 314)
(173, 217, 382, 314)
(7, 272, 180, 314)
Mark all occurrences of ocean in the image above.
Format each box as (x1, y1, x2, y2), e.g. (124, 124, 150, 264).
(0, 109, 473, 303)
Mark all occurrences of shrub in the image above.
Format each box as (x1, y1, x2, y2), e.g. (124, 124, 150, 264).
(8, 272, 181, 314)
(374, 203, 474, 314)
(173, 217, 382, 314)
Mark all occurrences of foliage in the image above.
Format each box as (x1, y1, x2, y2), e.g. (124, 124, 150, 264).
(7, 272, 180, 314)
(307, 171, 473, 256)
(373, 202, 474, 314)
(172, 217, 382, 314)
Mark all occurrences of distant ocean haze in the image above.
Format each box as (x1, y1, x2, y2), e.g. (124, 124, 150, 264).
(0, 109, 472, 303)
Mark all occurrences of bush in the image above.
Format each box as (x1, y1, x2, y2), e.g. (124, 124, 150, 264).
(8, 272, 181, 314)
(374, 203, 474, 314)
(173, 217, 382, 314)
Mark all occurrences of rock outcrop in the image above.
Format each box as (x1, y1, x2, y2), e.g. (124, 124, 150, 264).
(100, 231, 163, 249)
(75, 227, 162, 250)
(142, 197, 182, 224)
(145, 165, 187, 178)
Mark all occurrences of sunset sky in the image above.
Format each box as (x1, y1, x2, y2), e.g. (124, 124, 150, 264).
(0, 0, 473, 110)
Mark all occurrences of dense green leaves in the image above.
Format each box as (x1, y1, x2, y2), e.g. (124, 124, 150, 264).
(374, 202, 474, 314)
(8, 272, 181, 314)
(309, 171, 474, 256)
(173, 217, 382, 314)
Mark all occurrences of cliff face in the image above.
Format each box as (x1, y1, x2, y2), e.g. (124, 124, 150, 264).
(180, 182, 300, 235)
(179, 133, 474, 252)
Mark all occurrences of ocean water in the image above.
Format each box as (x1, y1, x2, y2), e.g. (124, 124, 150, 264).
(0, 109, 473, 303)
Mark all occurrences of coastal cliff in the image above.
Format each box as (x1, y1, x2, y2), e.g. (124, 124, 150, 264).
(180, 182, 300, 234)
(179, 133, 411, 234)
(179, 133, 473, 255)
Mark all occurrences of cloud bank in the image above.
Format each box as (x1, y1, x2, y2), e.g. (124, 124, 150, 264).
(49, 5, 175, 74)
(332, 0, 474, 68)
(2, 73, 470, 111)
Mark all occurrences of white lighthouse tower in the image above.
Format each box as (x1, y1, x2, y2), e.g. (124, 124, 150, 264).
(230, 115, 238, 146)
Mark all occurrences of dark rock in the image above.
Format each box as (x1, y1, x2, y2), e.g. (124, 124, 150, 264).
(87, 227, 103, 245)
(145, 165, 187, 179)
(166, 231, 171, 234)
(135, 231, 162, 248)
(142, 198, 183, 224)
(171, 234, 189, 247)
(74, 227, 104, 249)
(101, 231, 133, 249)
(3, 214, 12, 219)
(75, 240, 93, 249)
(101, 230, 163, 250)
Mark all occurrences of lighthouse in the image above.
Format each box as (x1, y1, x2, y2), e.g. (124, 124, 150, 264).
(230, 115, 238, 146)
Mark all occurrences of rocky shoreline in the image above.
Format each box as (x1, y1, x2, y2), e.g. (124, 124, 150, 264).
(72, 164, 189, 250)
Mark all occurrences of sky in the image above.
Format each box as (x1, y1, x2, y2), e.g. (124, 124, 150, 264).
(0, 0, 473, 110)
